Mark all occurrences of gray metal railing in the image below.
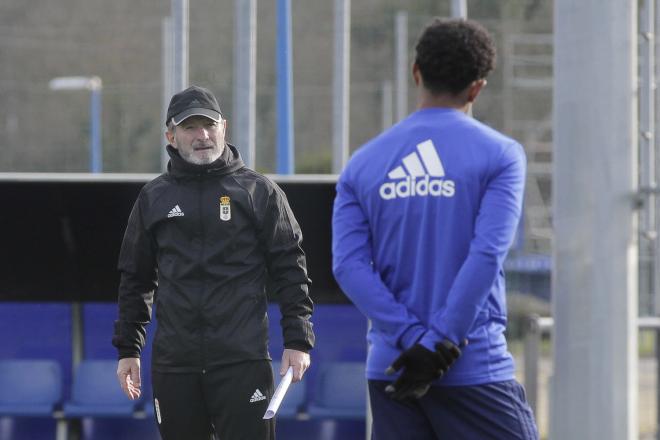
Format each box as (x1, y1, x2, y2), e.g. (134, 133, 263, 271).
(523, 314, 554, 416)
(523, 315, 660, 423)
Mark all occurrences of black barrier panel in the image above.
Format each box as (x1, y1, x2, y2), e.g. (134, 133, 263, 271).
(1, 177, 347, 303)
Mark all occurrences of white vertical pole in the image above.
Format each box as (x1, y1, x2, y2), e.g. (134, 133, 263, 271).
(450, 0, 471, 116)
(450, 0, 467, 19)
(234, 0, 257, 168)
(651, 0, 660, 430)
(89, 80, 102, 173)
(639, 0, 656, 313)
(394, 11, 408, 122)
(162, 16, 174, 171)
(552, 1, 638, 439)
(172, 0, 189, 93)
(276, 0, 294, 174)
(653, 0, 660, 324)
(332, 0, 351, 173)
(381, 80, 393, 130)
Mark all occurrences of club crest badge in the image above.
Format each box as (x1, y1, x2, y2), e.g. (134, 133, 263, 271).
(219, 196, 231, 221)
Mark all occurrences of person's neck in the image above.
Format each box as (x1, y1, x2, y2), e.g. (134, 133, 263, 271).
(416, 90, 471, 114)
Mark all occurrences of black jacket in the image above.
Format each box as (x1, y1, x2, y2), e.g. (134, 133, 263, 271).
(112, 144, 315, 373)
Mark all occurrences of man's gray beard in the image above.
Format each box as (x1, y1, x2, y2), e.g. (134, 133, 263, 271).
(180, 144, 224, 165)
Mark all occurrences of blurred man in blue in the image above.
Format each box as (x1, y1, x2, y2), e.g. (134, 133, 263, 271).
(332, 18, 538, 439)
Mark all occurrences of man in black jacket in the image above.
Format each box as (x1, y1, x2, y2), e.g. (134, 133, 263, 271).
(113, 85, 315, 440)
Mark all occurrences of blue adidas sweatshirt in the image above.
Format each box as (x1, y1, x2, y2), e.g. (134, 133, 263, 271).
(332, 107, 526, 385)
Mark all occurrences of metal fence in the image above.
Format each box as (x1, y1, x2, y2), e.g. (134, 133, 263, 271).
(524, 314, 660, 434)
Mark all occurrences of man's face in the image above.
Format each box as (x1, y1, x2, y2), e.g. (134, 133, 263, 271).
(167, 115, 226, 165)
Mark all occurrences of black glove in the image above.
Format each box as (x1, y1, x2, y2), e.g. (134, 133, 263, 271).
(384, 340, 461, 401)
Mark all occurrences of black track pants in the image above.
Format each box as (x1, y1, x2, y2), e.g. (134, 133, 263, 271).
(151, 360, 275, 440)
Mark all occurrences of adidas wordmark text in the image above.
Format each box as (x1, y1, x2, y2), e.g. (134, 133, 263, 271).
(379, 140, 455, 200)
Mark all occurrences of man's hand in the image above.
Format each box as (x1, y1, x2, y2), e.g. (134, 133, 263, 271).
(384, 340, 461, 401)
(280, 349, 310, 383)
(117, 357, 141, 400)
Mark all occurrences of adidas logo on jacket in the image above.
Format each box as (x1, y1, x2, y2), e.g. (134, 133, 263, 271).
(379, 140, 455, 200)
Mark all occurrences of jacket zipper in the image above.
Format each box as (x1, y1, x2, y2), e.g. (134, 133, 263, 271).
(198, 177, 207, 374)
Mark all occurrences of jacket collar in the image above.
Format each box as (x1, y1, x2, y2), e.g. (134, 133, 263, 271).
(166, 143, 245, 177)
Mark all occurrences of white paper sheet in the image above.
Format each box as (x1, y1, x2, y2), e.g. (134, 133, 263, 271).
(263, 366, 294, 419)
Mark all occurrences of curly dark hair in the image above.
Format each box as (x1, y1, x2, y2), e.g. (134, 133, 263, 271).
(414, 18, 496, 95)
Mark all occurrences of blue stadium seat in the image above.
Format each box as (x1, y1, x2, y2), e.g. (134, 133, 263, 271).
(307, 362, 367, 420)
(0, 359, 63, 416)
(271, 361, 307, 419)
(63, 360, 139, 417)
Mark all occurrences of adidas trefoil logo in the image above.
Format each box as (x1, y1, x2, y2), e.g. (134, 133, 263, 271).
(379, 139, 456, 200)
(249, 389, 267, 403)
(167, 205, 185, 218)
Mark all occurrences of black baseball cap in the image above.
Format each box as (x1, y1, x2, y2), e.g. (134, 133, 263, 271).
(166, 85, 222, 126)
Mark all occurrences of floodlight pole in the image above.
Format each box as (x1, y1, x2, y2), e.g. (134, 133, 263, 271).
(89, 86, 102, 173)
(171, 0, 189, 93)
(49, 76, 103, 173)
(394, 11, 408, 122)
(332, 0, 351, 173)
(451, 0, 467, 19)
(162, 16, 175, 171)
(48, 75, 103, 393)
(234, 0, 257, 169)
(276, 0, 294, 174)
